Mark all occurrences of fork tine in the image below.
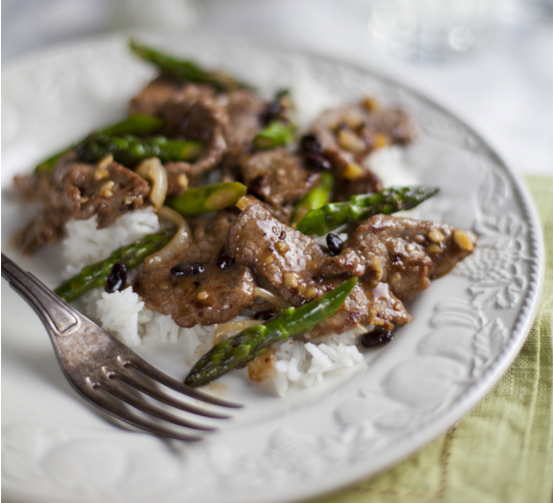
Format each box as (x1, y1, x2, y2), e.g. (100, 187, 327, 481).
(97, 380, 217, 431)
(123, 357, 242, 409)
(87, 389, 203, 441)
(114, 371, 231, 419)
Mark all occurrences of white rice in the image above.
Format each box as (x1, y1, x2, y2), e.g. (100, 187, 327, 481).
(271, 328, 366, 395)
(83, 287, 144, 348)
(63, 207, 160, 277)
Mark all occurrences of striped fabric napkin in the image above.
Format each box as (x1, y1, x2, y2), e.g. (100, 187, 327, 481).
(311, 176, 553, 503)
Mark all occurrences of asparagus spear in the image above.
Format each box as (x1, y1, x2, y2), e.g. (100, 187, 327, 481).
(166, 182, 247, 216)
(291, 171, 333, 224)
(253, 121, 296, 150)
(54, 229, 175, 302)
(296, 186, 439, 236)
(100, 114, 163, 136)
(34, 114, 163, 175)
(185, 277, 358, 387)
(129, 40, 251, 92)
(75, 134, 203, 167)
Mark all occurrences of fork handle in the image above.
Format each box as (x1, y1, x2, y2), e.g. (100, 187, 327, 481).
(1, 253, 81, 336)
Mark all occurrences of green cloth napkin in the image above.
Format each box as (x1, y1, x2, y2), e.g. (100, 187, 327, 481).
(311, 176, 553, 503)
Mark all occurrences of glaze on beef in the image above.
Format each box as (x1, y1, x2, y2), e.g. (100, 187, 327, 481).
(129, 76, 185, 117)
(227, 197, 412, 336)
(15, 153, 150, 254)
(50, 154, 150, 227)
(13, 172, 51, 200)
(238, 148, 320, 207)
(134, 211, 257, 327)
(130, 83, 230, 194)
(312, 100, 415, 200)
(157, 85, 229, 189)
(17, 208, 70, 255)
(220, 89, 266, 157)
(321, 214, 477, 300)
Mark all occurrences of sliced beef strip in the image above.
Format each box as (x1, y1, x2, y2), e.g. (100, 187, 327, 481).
(134, 210, 257, 328)
(129, 76, 185, 116)
(49, 154, 150, 228)
(13, 173, 51, 200)
(363, 108, 415, 144)
(228, 197, 327, 300)
(130, 82, 230, 195)
(321, 214, 477, 301)
(333, 168, 383, 203)
(218, 151, 296, 224)
(313, 103, 416, 163)
(16, 207, 69, 255)
(15, 153, 150, 254)
(132, 82, 265, 161)
(312, 101, 415, 200)
(219, 89, 266, 157)
(227, 197, 411, 336)
(238, 147, 321, 208)
(130, 82, 268, 195)
(154, 85, 229, 193)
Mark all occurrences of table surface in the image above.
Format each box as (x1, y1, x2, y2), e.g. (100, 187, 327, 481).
(3, 0, 553, 178)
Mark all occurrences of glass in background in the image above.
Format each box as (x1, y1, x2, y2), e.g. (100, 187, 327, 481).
(369, 0, 499, 61)
(501, 0, 553, 22)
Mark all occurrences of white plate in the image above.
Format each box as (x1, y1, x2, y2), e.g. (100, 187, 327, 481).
(1, 34, 544, 503)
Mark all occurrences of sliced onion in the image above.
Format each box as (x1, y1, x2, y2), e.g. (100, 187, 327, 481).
(253, 287, 288, 310)
(213, 320, 262, 346)
(136, 157, 168, 211)
(144, 206, 190, 270)
(354, 324, 369, 334)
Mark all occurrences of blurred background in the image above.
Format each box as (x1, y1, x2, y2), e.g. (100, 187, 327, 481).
(2, 0, 552, 176)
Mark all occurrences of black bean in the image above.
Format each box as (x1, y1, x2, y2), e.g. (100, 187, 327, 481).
(300, 134, 322, 154)
(254, 309, 276, 320)
(216, 246, 236, 270)
(261, 100, 282, 125)
(326, 233, 343, 256)
(261, 89, 290, 125)
(171, 262, 205, 277)
(304, 153, 332, 172)
(361, 326, 394, 348)
(105, 262, 127, 293)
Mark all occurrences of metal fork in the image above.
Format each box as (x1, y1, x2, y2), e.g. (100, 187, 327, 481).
(1, 253, 241, 441)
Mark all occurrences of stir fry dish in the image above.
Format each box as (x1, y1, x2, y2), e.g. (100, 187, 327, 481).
(13, 41, 477, 391)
